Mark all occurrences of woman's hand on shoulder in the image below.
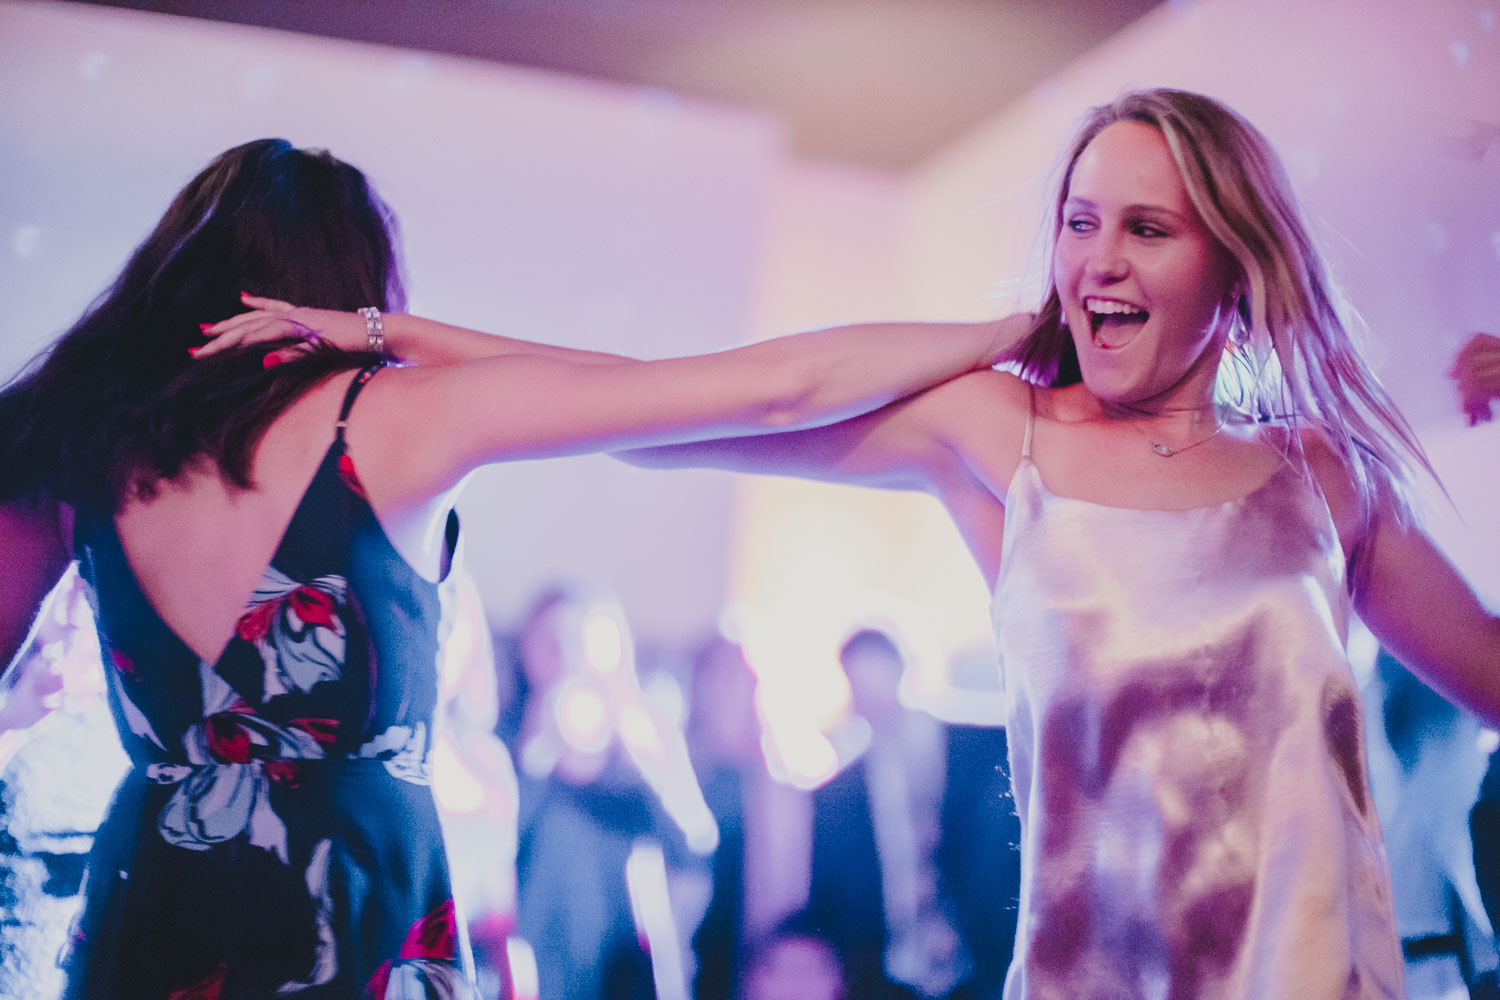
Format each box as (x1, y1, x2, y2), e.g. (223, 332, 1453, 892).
(199, 295, 634, 369)
(196, 293, 367, 366)
(1451, 332, 1500, 426)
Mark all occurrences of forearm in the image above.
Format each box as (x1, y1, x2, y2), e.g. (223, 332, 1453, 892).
(742, 315, 1029, 429)
(380, 314, 633, 367)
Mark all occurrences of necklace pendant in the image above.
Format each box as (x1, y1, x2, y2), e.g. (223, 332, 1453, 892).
(1152, 442, 1176, 457)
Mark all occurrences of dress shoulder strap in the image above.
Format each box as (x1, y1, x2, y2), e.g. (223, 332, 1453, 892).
(1021, 383, 1036, 461)
(333, 362, 386, 446)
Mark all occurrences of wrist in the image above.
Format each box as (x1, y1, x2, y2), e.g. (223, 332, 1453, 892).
(358, 307, 386, 358)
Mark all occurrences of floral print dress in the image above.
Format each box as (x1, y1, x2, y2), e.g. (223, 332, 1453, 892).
(66, 364, 475, 999)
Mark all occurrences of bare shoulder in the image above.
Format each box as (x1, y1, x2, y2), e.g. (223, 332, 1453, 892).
(914, 367, 1031, 429)
(904, 368, 1033, 497)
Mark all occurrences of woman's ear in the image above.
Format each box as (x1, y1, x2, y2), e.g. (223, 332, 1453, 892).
(1232, 282, 1251, 326)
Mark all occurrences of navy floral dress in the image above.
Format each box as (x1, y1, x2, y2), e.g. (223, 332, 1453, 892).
(66, 364, 475, 999)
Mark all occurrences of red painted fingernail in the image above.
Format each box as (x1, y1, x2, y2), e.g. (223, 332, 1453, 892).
(263, 353, 284, 369)
(187, 346, 201, 357)
(200, 323, 215, 334)
(240, 291, 252, 299)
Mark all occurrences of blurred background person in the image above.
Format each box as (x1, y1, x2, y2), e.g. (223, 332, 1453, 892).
(935, 700, 1022, 1000)
(1475, 750, 1500, 990)
(683, 632, 816, 1000)
(1366, 647, 1499, 999)
(808, 627, 965, 1000)
(0, 570, 127, 1000)
(510, 583, 704, 1000)
(741, 910, 850, 1000)
(433, 569, 523, 999)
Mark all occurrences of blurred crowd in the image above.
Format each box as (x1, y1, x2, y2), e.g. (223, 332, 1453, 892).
(3, 571, 1498, 1000)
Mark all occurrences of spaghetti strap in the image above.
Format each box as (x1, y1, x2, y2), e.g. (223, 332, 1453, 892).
(333, 361, 386, 444)
(1021, 383, 1036, 460)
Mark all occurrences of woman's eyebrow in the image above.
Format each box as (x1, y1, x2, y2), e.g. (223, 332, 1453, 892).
(1063, 196, 1186, 221)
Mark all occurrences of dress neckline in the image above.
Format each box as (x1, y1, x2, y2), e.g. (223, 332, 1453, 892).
(1007, 451, 1293, 515)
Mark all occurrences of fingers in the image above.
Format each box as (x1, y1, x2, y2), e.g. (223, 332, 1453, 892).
(193, 315, 319, 360)
(1448, 333, 1500, 425)
(238, 291, 294, 312)
(1450, 332, 1500, 373)
(261, 346, 313, 369)
(190, 292, 299, 357)
(1453, 359, 1500, 398)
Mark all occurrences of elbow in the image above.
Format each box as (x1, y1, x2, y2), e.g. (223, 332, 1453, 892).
(612, 447, 670, 469)
(753, 352, 830, 431)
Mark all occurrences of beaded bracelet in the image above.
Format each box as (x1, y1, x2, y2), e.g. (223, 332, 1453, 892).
(357, 306, 385, 357)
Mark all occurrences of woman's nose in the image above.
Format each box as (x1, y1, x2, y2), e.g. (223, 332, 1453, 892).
(1087, 231, 1129, 281)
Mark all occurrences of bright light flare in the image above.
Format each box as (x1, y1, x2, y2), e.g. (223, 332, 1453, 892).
(506, 936, 539, 1000)
(618, 704, 662, 756)
(431, 736, 485, 814)
(583, 611, 624, 673)
(555, 681, 612, 753)
(625, 840, 688, 1000)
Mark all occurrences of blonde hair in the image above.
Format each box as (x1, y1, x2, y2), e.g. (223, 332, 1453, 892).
(1016, 88, 1433, 543)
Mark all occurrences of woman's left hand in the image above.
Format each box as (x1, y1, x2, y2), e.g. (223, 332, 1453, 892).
(195, 293, 369, 366)
(1450, 331, 1500, 426)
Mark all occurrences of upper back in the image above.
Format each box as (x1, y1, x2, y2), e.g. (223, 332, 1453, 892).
(74, 364, 455, 765)
(102, 373, 355, 663)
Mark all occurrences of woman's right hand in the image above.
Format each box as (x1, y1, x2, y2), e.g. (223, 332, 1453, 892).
(197, 293, 370, 366)
(1450, 332, 1500, 425)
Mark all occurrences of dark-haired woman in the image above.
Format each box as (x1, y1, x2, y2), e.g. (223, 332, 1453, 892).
(0, 138, 1024, 999)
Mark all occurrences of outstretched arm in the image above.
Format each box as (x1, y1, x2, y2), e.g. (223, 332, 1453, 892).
(616, 369, 1027, 580)
(201, 297, 1034, 376)
(1, 500, 71, 680)
(338, 324, 1028, 558)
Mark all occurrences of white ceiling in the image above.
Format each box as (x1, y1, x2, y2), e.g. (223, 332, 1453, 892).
(69, 0, 1166, 170)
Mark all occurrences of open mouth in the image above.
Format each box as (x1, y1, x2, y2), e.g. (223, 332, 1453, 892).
(1086, 297, 1148, 349)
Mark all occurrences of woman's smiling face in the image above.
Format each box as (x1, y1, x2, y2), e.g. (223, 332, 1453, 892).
(1053, 120, 1240, 412)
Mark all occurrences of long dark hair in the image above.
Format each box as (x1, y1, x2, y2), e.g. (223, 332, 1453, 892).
(0, 139, 404, 510)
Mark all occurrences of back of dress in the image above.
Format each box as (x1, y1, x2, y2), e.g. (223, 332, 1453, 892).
(67, 365, 474, 999)
(991, 405, 1403, 1000)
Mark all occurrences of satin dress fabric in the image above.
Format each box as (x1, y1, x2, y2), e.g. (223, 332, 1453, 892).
(991, 404, 1404, 1000)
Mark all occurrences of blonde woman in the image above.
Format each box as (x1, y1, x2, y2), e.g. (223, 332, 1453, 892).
(627, 88, 1500, 999)
(211, 92, 1499, 997)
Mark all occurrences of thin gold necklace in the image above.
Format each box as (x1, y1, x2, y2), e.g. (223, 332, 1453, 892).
(1121, 409, 1225, 458)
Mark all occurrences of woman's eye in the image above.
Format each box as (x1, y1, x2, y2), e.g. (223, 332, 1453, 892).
(1066, 218, 1094, 233)
(1133, 223, 1167, 238)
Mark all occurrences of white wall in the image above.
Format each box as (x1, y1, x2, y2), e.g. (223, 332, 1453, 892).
(905, 0, 1500, 601)
(0, 0, 784, 643)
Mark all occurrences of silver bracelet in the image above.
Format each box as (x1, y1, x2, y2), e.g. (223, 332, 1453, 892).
(358, 306, 385, 357)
